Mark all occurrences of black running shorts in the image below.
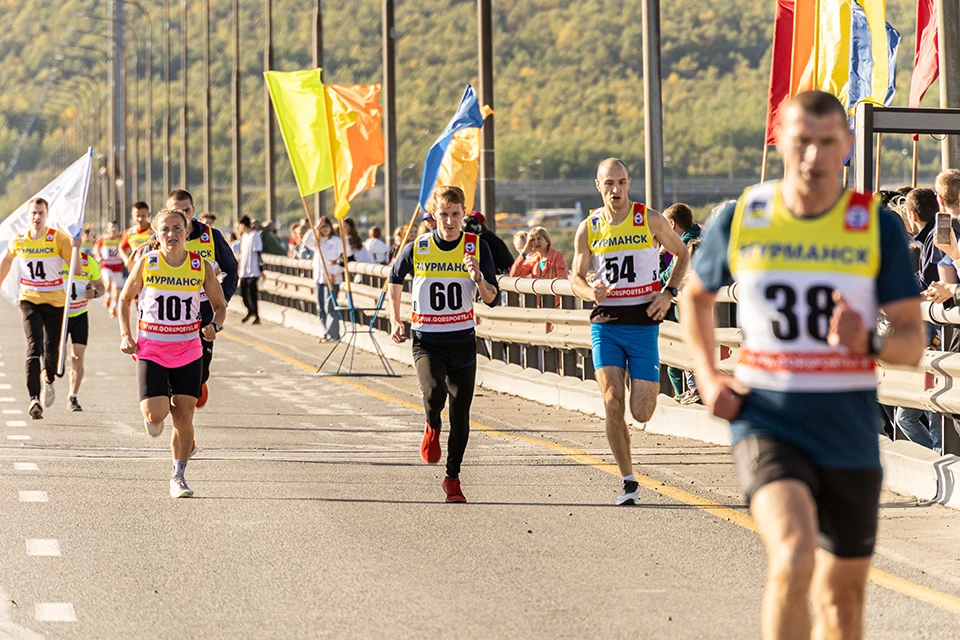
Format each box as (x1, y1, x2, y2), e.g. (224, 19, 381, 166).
(137, 357, 203, 401)
(66, 313, 89, 346)
(731, 435, 883, 558)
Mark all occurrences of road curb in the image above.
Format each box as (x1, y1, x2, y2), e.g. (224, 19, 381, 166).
(234, 299, 960, 509)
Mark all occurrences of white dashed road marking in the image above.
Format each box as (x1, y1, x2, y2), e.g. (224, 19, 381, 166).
(5, 420, 27, 427)
(25, 539, 61, 557)
(7, 435, 31, 441)
(14, 463, 39, 471)
(34, 603, 76, 622)
(0, 397, 14, 403)
(19, 491, 48, 503)
(0, 384, 10, 390)
(3, 409, 23, 414)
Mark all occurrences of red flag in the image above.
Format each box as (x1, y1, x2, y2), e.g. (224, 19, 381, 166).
(909, 0, 938, 109)
(765, 0, 795, 146)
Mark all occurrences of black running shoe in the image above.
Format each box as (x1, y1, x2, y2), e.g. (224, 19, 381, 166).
(69, 396, 82, 412)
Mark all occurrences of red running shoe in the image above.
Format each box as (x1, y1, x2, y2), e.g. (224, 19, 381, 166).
(442, 477, 466, 503)
(196, 383, 208, 408)
(420, 422, 441, 464)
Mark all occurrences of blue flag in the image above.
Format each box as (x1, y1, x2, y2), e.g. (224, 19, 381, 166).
(884, 22, 901, 106)
(847, 1, 873, 112)
(417, 85, 485, 213)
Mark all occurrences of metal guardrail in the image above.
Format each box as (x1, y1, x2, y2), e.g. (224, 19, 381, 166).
(260, 255, 960, 455)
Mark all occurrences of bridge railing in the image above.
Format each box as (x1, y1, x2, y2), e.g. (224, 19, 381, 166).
(259, 255, 960, 455)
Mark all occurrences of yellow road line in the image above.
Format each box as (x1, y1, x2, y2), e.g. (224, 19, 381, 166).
(221, 331, 960, 616)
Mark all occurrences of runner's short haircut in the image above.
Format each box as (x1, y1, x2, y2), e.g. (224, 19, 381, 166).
(663, 203, 694, 231)
(935, 169, 960, 207)
(133, 201, 150, 211)
(431, 185, 466, 212)
(29, 197, 49, 210)
(905, 188, 938, 224)
(167, 188, 194, 205)
(786, 90, 847, 124)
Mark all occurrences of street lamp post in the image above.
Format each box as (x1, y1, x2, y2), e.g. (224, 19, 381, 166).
(313, 0, 325, 218)
(203, 0, 212, 212)
(264, 0, 276, 223)
(180, 0, 188, 188)
(231, 0, 242, 219)
(164, 0, 172, 195)
(116, 0, 156, 207)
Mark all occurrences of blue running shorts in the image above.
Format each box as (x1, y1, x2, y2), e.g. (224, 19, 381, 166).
(590, 323, 660, 381)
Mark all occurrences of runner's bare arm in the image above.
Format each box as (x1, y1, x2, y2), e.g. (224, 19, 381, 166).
(118, 257, 147, 341)
(828, 293, 925, 367)
(201, 261, 227, 341)
(0, 250, 12, 285)
(649, 210, 690, 291)
(679, 272, 749, 420)
(389, 282, 406, 343)
(570, 220, 605, 302)
(86, 275, 105, 299)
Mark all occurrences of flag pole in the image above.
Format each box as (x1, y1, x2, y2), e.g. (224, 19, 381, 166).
(875, 133, 883, 187)
(760, 145, 769, 183)
(299, 196, 334, 290)
(337, 217, 353, 296)
(56, 246, 79, 377)
(912, 138, 919, 187)
(843, 166, 850, 188)
(381, 203, 422, 293)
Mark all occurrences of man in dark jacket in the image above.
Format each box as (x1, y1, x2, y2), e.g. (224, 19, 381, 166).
(463, 212, 514, 274)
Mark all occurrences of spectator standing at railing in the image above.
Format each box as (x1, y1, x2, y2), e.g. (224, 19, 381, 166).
(681, 90, 924, 640)
(259, 219, 287, 256)
(570, 158, 689, 506)
(508, 226, 568, 279)
(933, 170, 960, 284)
(237, 216, 262, 325)
(904, 188, 943, 289)
(363, 226, 390, 265)
(302, 216, 343, 342)
(389, 224, 413, 263)
(512, 230, 528, 255)
(464, 212, 515, 274)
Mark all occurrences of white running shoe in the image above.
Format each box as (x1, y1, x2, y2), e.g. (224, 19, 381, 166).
(616, 480, 640, 506)
(170, 475, 194, 498)
(144, 417, 165, 437)
(28, 399, 43, 420)
(41, 378, 55, 408)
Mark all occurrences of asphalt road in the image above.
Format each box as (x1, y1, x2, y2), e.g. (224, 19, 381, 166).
(0, 302, 958, 639)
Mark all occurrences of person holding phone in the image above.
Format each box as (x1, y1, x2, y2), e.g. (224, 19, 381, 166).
(681, 91, 925, 639)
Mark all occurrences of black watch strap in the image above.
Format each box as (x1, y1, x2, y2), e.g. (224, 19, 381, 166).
(213, 322, 222, 333)
(867, 331, 884, 356)
(665, 286, 679, 297)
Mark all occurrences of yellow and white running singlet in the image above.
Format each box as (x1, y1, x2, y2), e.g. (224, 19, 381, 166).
(186, 224, 218, 303)
(728, 182, 881, 392)
(7, 228, 73, 305)
(586, 203, 660, 306)
(62, 253, 101, 317)
(410, 232, 479, 333)
(138, 251, 206, 342)
(122, 225, 155, 253)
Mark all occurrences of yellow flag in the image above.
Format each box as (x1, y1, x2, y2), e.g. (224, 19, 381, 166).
(813, 0, 852, 105)
(264, 69, 334, 197)
(436, 128, 481, 214)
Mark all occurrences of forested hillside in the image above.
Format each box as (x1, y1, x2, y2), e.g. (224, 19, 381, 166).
(0, 0, 942, 221)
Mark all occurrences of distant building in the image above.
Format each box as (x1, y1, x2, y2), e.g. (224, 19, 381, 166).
(527, 202, 584, 229)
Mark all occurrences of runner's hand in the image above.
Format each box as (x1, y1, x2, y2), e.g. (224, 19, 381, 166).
(390, 319, 406, 343)
(84, 288, 97, 299)
(698, 373, 749, 422)
(827, 291, 868, 354)
(71, 236, 82, 249)
(201, 324, 217, 342)
(120, 335, 137, 355)
(464, 255, 482, 282)
(646, 291, 674, 321)
(591, 279, 608, 303)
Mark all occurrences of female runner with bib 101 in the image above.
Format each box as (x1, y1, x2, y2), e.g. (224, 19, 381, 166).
(118, 208, 227, 498)
(389, 186, 500, 503)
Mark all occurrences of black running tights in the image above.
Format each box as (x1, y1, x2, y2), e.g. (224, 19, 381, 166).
(412, 337, 477, 479)
(20, 301, 63, 399)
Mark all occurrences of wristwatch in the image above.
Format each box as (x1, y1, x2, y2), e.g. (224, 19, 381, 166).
(664, 286, 679, 297)
(866, 331, 884, 356)
(212, 322, 222, 333)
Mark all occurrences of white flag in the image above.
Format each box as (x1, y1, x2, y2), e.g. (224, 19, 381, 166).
(0, 148, 94, 307)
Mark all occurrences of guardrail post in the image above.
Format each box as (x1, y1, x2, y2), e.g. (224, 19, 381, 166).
(561, 349, 577, 377)
(946, 415, 960, 456)
(508, 342, 522, 365)
(543, 348, 558, 373)
(582, 350, 595, 380)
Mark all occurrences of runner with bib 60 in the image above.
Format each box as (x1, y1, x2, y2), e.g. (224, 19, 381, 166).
(389, 186, 500, 503)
